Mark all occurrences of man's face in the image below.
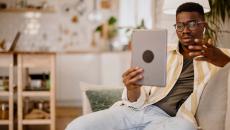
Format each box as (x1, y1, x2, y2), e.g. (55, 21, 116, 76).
(176, 12, 206, 47)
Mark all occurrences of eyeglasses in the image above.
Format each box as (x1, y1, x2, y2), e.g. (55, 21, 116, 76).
(174, 20, 205, 32)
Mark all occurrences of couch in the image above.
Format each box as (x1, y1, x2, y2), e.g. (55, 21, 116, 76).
(80, 63, 230, 130)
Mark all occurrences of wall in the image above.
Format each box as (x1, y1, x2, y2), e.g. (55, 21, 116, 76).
(56, 52, 131, 106)
(154, 0, 178, 45)
(56, 53, 101, 106)
(0, 0, 118, 52)
(100, 52, 131, 85)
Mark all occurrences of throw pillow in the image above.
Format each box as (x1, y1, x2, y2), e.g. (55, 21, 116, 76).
(86, 89, 123, 112)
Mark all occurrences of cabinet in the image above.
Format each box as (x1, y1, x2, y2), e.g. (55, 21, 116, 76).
(0, 53, 14, 130)
(17, 53, 56, 130)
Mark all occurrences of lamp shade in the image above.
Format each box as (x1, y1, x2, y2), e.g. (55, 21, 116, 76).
(163, 0, 210, 15)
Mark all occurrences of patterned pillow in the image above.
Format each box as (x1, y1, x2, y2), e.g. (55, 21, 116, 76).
(85, 89, 123, 112)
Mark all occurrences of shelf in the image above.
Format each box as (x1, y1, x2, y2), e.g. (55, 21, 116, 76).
(0, 120, 10, 125)
(0, 8, 55, 13)
(19, 54, 55, 68)
(17, 53, 56, 130)
(0, 53, 14, 130)
(0, 54, 13, 67)
(22, 91, 50, 97)
(22, 119, 51, 125)
(0, 91, 10, 96)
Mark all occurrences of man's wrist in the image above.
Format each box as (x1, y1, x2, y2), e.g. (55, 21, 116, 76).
(127, 87, 141, 102)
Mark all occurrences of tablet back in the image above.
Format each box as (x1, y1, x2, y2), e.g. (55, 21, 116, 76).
(131, 30, 167, 86)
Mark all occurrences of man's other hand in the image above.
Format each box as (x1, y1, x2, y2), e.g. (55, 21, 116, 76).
(188, 38, 230, 67)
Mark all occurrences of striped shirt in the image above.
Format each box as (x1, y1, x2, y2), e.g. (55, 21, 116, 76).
(121, 45, 230, 126)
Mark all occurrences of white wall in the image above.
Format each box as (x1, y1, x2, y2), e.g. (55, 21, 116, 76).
(100, 52, 131, 85)
(56, 52, 131, 106)
(56, 53, 101, 106)
(155, 0, 178, 45)
(0, 0, 118, 52)
(0, 12, 93, 51)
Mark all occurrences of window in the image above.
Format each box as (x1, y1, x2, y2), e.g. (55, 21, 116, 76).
(118, 0, 152, 43)
(119, 0, 152, 28)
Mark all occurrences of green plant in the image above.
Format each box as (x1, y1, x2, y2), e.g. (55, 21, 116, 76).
(125, 19, 146, 33)
(205, 0, 230, 43)
(206, 0, 230, 24)
(95, 16, 118, 40)
(125, 19, 146, 41)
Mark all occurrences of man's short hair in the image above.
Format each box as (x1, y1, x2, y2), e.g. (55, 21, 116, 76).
(176, 2, 205, 18)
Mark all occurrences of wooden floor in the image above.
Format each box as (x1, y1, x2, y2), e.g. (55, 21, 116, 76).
(0, 107, 82, 130)
(56, 107, 82, 130)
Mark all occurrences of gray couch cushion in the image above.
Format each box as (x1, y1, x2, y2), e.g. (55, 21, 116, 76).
(196, 64, 230, 130)
(86, 89, 123, 112)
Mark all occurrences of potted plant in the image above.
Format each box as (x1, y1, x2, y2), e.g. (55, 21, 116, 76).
(95, 16, 118, 41)
(205, 0, 230, 44)
(93, 16, 118, 51)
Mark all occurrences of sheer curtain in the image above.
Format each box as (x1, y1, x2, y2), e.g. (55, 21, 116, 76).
(119, 0, 152, 28)
(118, 0, 152, 44)
(136, 0, 152, 29)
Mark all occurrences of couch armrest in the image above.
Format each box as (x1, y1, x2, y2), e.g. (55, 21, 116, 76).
(196, 63, 230, 130)
(80, 85, 93, 115)
(225, 69, 230, 130)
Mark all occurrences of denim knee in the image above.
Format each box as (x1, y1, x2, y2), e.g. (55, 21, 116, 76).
(65, 117, 92, 130)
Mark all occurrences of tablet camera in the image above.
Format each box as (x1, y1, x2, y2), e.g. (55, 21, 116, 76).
(143, 50, 154, 63)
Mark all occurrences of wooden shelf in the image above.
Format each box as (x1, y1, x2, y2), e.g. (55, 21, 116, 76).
(0, 53, 14, 130)
(0, 91, 10, 96)
(0, 120, 10, 125)
(18, 53, 56, 130)
(19, 54, 55, 68)
(0, 53, 13, 67)
(0, 53, 55, 130)
(22, 91, 50, 97)
(22, 119, 51, 125)
(0, 8, 55, 13)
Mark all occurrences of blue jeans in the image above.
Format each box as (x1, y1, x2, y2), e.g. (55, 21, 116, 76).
(65, 105, 196, 130)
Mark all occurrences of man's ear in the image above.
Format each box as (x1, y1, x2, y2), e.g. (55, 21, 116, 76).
(203, 23, 208, 34)
(203, 27, 206, 34)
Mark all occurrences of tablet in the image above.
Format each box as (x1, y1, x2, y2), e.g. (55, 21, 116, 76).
(131, 30, 167, 86)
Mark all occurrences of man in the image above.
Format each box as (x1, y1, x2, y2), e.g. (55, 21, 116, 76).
(66, 2, 230, 130)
